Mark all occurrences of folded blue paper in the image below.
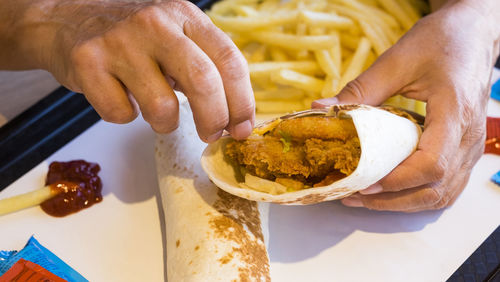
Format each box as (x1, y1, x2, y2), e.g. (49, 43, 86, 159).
(492, 170, 500, 186)
(0, 236, 87, 282)
(492, 78, 500, 101)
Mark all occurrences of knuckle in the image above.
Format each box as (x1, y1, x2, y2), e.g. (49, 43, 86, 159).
(421, 188, 442, 207)
(161, 122, 179, 134)
(126, 5, 175, 45)
(153, 119, 179, 134)
(187, 61, 222, 96)
(214, 46, 249, 80)
(167, 0, 199, 18)
(101, 106, 137, 124)
(341, 79, 368, 102)
(142, 95, 178, 123)
(434, 197, 450, 210)
(230, 100, 255, 122)
(198, 112, 229, 139)
(426, 152, 448, 182)
(460, 102, 474, 124)
(70, 41, 100, 71)
(210, 113, 230, 132)
(462, 124, 486, 147)
(433, 188, 454, 209)
(132, 5, 164, 26)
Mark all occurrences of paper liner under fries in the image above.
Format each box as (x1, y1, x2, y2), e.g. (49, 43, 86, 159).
(155, 101, 270, 281)
(201, 105, 422, 205)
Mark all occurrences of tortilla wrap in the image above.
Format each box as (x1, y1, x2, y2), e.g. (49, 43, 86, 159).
(201, 105, 422, 205)
(155, 101, 270, 281)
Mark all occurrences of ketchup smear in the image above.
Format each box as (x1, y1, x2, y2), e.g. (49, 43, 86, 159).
(41, 160, 102, 217)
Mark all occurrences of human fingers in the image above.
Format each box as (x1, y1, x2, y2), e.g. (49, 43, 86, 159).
(342, 167, 470, 212)
(360, 91, 463, 194)
(111, 54, 179, 133)
(349, 115, 484, 211)
(155, 33, 228, 142)
(418, 129, 486, 211)
(312, 46, 411, 108)
(182, 2, 255, 139)
(77, 68, 138, 124)
(133, 1, 229, 142)
(342, 186, 440, 212)
(431, 123, 487, 209)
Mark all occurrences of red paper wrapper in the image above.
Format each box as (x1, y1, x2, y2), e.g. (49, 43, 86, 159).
(0, 259, 67, 282)
(485, 117, 500, 155)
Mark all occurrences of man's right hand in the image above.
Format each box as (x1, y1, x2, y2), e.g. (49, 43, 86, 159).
(1, 0, 255, 142)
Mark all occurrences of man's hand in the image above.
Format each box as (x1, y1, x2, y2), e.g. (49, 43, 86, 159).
(313, 1, 500, 212)
(0, 0, 254, 142)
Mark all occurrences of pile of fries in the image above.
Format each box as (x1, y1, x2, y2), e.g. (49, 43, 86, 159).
(208, 0, 428, 115)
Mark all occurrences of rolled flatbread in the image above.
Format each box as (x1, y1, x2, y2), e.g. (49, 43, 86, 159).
(155, 101, 270, 281)
(201, 105, 422, 205)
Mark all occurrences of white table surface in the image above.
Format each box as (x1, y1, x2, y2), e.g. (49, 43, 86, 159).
(1, 87, 500, 281)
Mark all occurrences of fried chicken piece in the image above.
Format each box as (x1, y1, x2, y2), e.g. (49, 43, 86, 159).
(225, 116, 362, 188)
(270, 116, 357, 141)
(225, 136, 310, 180)
(225, 136, 361, 186)
(305, 137, 360, 176)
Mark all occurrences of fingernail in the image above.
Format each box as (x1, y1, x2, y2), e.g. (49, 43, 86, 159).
(206, 130, 223, 143)
(231, 120, 252, 140)
(360, 183, 383, 195)
(341, 196, 364, 207)
(312, 97, 339, 108)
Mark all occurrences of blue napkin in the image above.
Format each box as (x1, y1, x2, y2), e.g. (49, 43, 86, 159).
(492, 78, 500, 101)
(0, 236, 87, 282)
(492, 170, 500, 186)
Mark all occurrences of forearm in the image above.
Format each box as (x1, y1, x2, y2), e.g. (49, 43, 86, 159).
(0, 0, 140, 71)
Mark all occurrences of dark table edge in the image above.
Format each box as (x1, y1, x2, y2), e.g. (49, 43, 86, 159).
(0, 87, 100, 190)
(447, 225, 500, 281)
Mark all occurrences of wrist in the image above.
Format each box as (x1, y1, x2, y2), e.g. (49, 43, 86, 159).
(460, 0, 500, 62)
(435, 0, 500, 57)
(454, 0, 500, 42)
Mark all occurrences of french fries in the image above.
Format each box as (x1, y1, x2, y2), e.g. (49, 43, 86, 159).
(299, 10, 354, 29)
(208, 0, 429, 115)
(254, 88, 305, 100)
(270, 69, 325, 94)
(249, 61, 322, 78)
(340, 37, 372, 88)
(0, 186, 55, 216)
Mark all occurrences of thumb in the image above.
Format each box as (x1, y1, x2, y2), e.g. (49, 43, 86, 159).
(312, 48, 410, 108)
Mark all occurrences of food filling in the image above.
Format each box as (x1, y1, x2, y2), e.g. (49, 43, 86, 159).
(225, 115, 361, 194)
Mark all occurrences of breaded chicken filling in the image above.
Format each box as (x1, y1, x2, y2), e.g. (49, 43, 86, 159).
(225, 116, 361, 188)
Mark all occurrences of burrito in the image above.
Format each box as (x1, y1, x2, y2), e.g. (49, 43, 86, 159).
(155, 101, 270, 281)
(201, 105, 422, 205)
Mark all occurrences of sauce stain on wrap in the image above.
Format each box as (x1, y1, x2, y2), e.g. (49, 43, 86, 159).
(210, 189, 270, 282)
